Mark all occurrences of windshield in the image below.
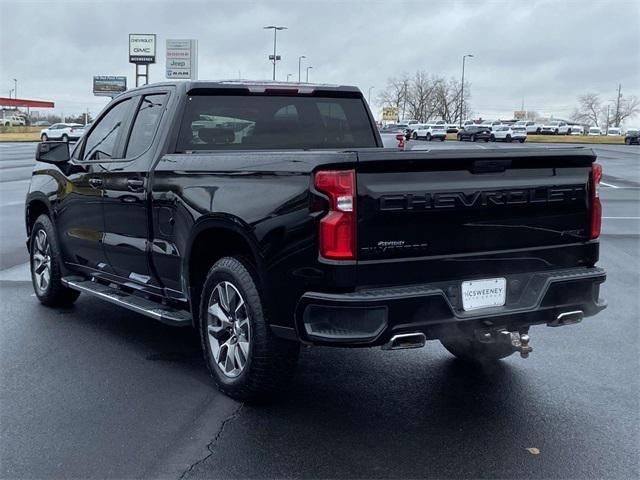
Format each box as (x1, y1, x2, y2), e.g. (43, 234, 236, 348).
(177, 94, 378, 151)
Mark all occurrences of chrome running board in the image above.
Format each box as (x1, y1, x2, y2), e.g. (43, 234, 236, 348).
(62, 277, 192, 326)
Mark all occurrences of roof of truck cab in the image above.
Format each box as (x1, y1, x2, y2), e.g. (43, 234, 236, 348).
(127, 80, 362, 94)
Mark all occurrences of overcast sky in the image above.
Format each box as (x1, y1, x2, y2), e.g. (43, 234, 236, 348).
(1, 0, 639, 123)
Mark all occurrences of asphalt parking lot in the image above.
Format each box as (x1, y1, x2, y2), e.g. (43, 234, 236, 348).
(1, 141, 638, 479)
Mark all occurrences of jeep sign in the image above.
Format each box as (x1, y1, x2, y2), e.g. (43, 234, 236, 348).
(129, 34, 156, 64)
(165, 39, 198, 79)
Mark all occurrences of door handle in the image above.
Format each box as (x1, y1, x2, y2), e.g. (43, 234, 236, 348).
(126, 178, 145, 191)
(88, 177, 103, 188)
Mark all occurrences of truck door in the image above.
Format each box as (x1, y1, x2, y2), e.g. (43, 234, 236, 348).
(101, 92, 169, 291)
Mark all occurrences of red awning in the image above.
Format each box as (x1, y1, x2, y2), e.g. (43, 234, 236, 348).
(0, 97, 55, 108)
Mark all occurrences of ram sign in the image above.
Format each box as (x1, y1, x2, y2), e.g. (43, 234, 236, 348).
(129, 34, 156, 63)
(165, 39, 198, 79)
(93, 76, 127, 97)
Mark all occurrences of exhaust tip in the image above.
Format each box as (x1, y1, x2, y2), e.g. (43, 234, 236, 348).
(382, 332, 426, 350)
(548, 310, 584, 327)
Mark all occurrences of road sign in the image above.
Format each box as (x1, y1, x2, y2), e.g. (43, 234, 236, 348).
(129, 34, 156, 64)
(93, 76, 127, 97)
(382, 106, 399, 121)
(166, 39, 198, 79)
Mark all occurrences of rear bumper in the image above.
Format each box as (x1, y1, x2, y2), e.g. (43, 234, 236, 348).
(294, 266, 606, 347)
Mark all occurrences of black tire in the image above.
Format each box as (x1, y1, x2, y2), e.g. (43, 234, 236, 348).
(4, 122, 10, 127)
(30, 214, 80, 307)
(440, 336, 515, 363)
(625, 138, 631, 145)
(457, 134, 463, 141)
(506, 135, 512, 143)
(412, 132, 418, 140)
(41, 133, 48, 141)
(554, 129, 558, 135)
(199, 256, 299, 401)
(426, 133, 432, 141)
(519, 138, 526, 143)
(471, 134, 476, 142)
(61, 134, 69, 143)
(440, 136, 445, 141)
(490, 134, 496, 142)
(536, 128, 541, 134)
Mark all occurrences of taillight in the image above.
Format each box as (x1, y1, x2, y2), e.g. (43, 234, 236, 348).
(590, 162, 602, 239)
(314, 170, 356, 260)
(395, 133, 405, 149)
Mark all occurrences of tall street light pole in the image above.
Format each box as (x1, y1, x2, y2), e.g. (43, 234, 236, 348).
(459, 54, 473, 128)
(298, 55, 306, 82)
(306, 66, 313, 83)
(264, 26, 287, 81)
(368, 86, 375, 105)
(13, 78, 17, 100)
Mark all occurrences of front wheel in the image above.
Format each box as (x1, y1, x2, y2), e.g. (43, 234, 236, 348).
(440, 136, 445, 141)
(412, 132, 418, 140)
(61, 134, 69, 143)
(199, 257, 299, 401)
(457, 134, 463, 141)
(490, 135, 496, 142)
(30, 215, 80, 307)
(471, 134, 476, 142)
(41, 133, 48, 142)
(440, 337, 515, 363)
(625, 138, 631, 145)
(426, 133, 432, 141)
(505, 135, 512, 143)
(519, 138, 526, 143)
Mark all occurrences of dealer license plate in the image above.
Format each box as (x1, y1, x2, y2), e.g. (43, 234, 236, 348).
(461, 277, 506, 311)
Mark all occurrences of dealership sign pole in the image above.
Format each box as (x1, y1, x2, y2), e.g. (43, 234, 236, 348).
(129, 34, 156, 87)
(165, 39, 198, 80)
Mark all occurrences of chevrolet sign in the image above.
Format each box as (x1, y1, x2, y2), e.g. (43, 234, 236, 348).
(129, 34, 156, 64)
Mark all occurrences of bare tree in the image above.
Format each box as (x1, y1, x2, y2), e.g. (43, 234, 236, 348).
(571, 93, 602, 126)
(613, 95, 640, 127)
(377, 74, 410, 121)
(433, 78, 470, 123)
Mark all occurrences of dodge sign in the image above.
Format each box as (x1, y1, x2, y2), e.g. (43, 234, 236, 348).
(129, 34, 156, 64)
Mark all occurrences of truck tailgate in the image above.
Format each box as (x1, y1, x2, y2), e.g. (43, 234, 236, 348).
(356, 148, 596, 268)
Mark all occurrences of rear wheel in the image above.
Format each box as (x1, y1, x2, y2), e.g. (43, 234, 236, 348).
(426, 133, 432, 141)
(519, 138, 526, 143)
(490, 134, 496, 142)
(440, 136, 445, 141)
(471, 134, 476, 142)
(625, 138, 631, 145)
(457, 134, 463, 141)
(505, 135, 512, 143)
(61, 134, 69, 143)
(440, 336, 515, 363)
(412, 132, 418, 140)
(199, 256, 299, 401)
(41, 133, 48, 141)
(30, 215, 80, 307)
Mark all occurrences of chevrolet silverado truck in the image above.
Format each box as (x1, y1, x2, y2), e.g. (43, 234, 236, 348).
(26, 81, 606, 400)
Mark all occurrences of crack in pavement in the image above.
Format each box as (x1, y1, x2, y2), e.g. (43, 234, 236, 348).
(178, 403, 244, 479)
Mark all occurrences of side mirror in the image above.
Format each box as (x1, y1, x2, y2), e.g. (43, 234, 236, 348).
(35, 142, 70, 164)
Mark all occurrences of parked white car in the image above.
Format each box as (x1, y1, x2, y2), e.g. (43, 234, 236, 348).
(40, 123, 84, 142)
(588, 127, 602, 136)
(569, 125, 585, 135)
(607, 127, 622, 136)
(413, 124, 447, 141)
(2, 115, 26, 126)
(513, 120, 542, 134)
(540, 121, 570, 135)
(480, 120, 503, 131)
(490, 126, 527, 143)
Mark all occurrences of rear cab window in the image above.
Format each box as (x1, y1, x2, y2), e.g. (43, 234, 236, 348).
(176, 93, 377, 151)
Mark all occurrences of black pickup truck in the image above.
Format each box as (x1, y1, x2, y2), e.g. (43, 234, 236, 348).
(26, 81, 606, 400)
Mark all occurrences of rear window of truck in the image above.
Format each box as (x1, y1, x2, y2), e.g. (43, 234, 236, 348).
(176, 94, 377, 151)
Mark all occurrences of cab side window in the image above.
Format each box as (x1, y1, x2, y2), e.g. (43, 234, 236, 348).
(125, 94, 168, 158)
(83, 99, 131, 161)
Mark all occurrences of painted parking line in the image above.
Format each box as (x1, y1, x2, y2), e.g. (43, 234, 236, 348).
(601, 182, 620, 189)
(602, 216, 640, 220)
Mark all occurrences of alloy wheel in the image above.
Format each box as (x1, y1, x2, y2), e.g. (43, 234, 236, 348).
(206, 281, 251, 378)
(32, 229, 52, 294)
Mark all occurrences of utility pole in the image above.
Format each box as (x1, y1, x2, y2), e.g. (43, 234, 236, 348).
(298, 55, 306, 82)
(306, 66, 312, 82)
(459, 54, 473, 127)
(264, 26, 287, 81)
(614, 84, 622, 127)
(605, 104, 610, 133)
(13, 78, 17, 100)
(9, 89, 13, 99)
